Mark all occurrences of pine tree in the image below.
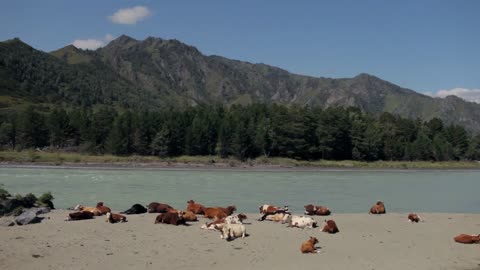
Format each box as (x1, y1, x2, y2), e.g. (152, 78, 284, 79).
(15, 106, 48, 149)
(47, 108, 72, 147)
(0, 122, 15, 148)
(150, 126, 170, 157)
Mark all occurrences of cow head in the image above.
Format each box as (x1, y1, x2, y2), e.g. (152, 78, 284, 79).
(282, 213, 292, 224)
(187, 200, 194, 204)
(309, 236, 319, 245)
(227, 205, 237, 214)
(237, 213, 247, 222)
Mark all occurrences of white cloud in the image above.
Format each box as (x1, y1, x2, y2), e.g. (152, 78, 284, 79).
(109, 6, 151, 25)
(72, 39, 104, 50)
(429, 88, 480, 103)
(104, 34, 115, 42)
(72, 34, 116, 50)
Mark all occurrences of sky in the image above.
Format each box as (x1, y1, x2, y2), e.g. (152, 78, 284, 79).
(1, 0, 479, 101)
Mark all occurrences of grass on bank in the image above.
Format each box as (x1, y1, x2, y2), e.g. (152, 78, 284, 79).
(0, 150, 479, 169)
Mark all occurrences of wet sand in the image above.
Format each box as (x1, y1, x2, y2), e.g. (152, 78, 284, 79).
(0, 211, 479, 270)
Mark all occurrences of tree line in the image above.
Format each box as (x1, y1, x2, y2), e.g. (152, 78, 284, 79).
(0, 104, 479, 161)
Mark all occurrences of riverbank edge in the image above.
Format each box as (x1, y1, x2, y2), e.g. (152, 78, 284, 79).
(1, 150, 480, 171)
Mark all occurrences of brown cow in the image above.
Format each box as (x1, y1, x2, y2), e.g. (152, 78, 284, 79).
(370, 201, 386, 214)
(304, 204, 331, 216)
(181, 210, 198, 222)
(186, 200, 206, 214)
(96, 202, 111, 215)
(454, 234, 480, 244)
(74, 205, 102, 216)
(322, 219, 339, 234)
(154, 212, 187, 226)
(407, 213, 423, 223)
(66, 211, 94, 221)
(106, 212, 127, 223)
(147, 202, 174, 213)
(300, 236, 321, 254)
(204, 205, 236, 219)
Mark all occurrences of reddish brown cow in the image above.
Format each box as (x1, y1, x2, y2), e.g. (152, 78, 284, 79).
(204, 206, 236, 219)
(186, 200, 206, 214)
(106, 212, 127, 223)
(66, 211, 94, 221)
(454, 234, 480, 244)
(370, 201, 386, 214)
(304, 204, 331, 216)
(322, 219, 339, 234)
(407, 213, 422, 223)
(300, 237, 320, 254)
(96, 202, 111, 215)
(147, 202, 174, 213)
(154, 212, 187, 226)
(75, 205, 102, 216)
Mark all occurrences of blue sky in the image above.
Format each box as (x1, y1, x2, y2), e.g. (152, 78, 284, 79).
(1, 1, 479, 99)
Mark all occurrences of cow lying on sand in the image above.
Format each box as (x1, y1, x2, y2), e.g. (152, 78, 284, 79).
(186, 200, 206, 214)
(154, 212, 187, 226)
(121, 204, 147, 215)
(258, 204, 290, 221)
(285, 215, 317, 229)
(300, 237, 321, 253)
(181, 210, 198, 222)
(66, 211, 94, 221)
(263, 212, 291, 222)
(201, 213, 248, 231)
(96, 202, 111, 215)
(73, 205, 102, 216)
(147, 202, 174, 213)
(219, 223, 246, 241)
(304, 204, 331, 216)
(106, 212, 127, 223)
(204, 205, 236, 219)
(370, 201, 386, 214)
(322, 219, 339, 234)
(454, 234, 480, 244)
(407, 213, 423, 223)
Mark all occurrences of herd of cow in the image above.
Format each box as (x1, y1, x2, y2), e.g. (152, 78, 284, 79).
(65, 200, 480, 253)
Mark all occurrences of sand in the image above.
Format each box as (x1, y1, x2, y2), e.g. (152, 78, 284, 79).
(0, 211, 479, 270)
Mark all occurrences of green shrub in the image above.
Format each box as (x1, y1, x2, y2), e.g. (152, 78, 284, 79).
(0, 185, 10, 199)
(38, 192, 54, 204)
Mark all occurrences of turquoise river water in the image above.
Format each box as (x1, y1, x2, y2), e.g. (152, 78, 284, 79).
(0, 167, 478, 213)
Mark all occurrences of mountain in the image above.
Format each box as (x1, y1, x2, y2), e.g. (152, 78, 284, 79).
(1, 35, 479, 132)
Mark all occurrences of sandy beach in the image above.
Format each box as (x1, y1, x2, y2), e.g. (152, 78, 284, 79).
(0, 210, 479, 270)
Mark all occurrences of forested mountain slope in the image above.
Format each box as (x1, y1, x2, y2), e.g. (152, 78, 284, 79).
(1, 35, 479, 132)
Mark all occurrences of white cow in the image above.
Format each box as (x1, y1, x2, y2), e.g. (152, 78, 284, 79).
(285, 215, 317, 228)
(220, 223, 246, 240)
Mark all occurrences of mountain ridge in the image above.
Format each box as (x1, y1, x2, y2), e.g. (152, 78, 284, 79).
(1, 35, 479, 132)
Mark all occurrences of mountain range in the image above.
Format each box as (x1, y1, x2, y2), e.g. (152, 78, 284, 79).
(1, 35, 479, 132)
